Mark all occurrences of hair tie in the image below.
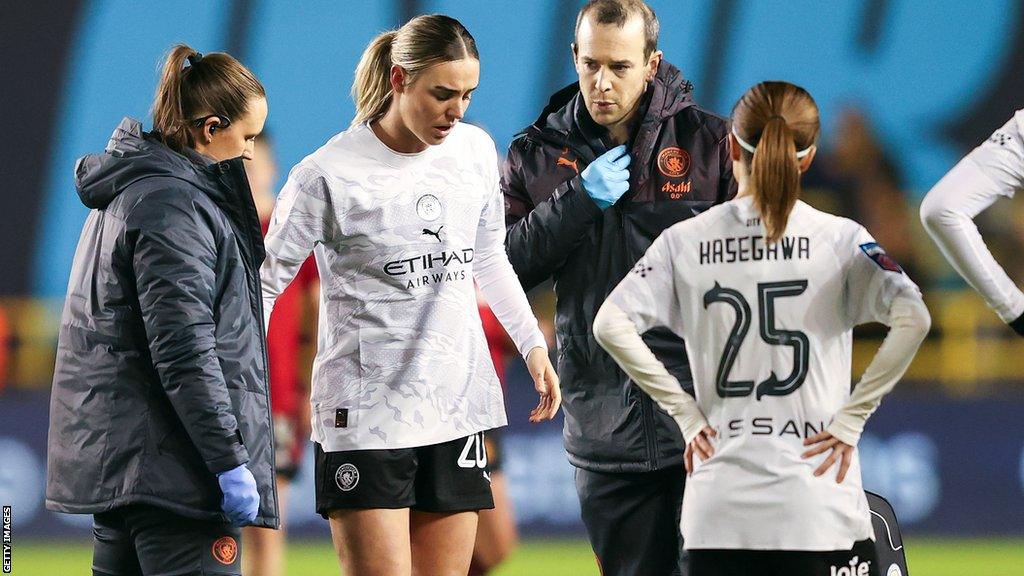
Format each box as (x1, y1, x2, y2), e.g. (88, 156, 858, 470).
(732, 125, 814, 159)
(186, 52, 203, 67)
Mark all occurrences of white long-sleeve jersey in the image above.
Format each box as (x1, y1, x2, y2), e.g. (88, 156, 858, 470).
(594, 196, 928, 551)
(261, 122, 546, 452)
(921, 110, 1024, 325)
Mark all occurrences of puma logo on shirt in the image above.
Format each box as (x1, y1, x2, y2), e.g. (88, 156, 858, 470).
(422, 226, 444, 242)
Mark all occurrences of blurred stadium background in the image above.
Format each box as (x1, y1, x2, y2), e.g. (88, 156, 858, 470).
(3, 0, 1024, 574)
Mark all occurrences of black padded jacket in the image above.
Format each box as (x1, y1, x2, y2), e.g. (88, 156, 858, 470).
(503, 61, 736, 472)
(45, 118, 279, 527)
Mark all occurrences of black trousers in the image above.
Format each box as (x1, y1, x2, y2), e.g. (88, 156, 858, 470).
(575, 465, 687, 576)
(92, 504, 241, 576)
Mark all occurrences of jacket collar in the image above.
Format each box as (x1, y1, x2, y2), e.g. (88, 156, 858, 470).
(523, 59, 696, 164)
(75, 117, 265, 265)
(76, 117, 237, 208)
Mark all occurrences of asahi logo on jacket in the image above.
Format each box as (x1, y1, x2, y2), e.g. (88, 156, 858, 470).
(661, 180, 691, 197)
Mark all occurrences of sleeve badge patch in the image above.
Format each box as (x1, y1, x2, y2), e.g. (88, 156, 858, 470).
(859, 242, 904, 273)
(632, 258, 653, 278)
(988, 130, 1013, 147)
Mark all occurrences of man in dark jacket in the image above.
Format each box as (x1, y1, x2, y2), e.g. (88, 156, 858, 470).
(46, 117, 278, 574)
(502, 2, 735, 574)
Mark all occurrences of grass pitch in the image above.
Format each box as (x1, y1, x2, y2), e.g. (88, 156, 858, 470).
(10, 537, 1024, 575)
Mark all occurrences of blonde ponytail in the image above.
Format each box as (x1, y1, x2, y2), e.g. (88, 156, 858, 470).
(349, 15, 479, 127)
(351, 31, 398, 127)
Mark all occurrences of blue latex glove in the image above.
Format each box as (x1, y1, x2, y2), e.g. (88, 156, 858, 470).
(217, 464, 259, 527)
(581, 144, 632, 210)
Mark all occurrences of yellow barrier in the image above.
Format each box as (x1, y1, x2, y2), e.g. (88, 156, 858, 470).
(2, 291, 1022, 392)
(852, 291, 1024, 391)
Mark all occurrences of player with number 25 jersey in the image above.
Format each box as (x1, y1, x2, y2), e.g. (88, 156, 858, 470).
(595, 82, 930, 576)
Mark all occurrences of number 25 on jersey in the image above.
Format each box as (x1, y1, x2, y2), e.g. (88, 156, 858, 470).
(704, 280, 810, 400)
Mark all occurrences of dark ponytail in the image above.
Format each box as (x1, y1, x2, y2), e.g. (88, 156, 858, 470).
(151, 43, 265, 152)
(732, 82, 819, 243)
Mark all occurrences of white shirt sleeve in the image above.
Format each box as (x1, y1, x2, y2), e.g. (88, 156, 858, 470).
(828, 292, 930, 446)
(828, 226, 931, 446)
(260, 163, 334, 329)
(603, 233, 685, 335)
(594, 234, 707, 443)
(842, 225, 922, 326)
(920, 112, 1024, 323)
(472, 147, 547, 357)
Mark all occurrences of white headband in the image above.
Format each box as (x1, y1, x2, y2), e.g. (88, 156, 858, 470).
(732, 125, 814, 159)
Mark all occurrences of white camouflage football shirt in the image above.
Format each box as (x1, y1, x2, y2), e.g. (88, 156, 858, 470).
(261, 122, 545, 452)
(607, 196, 919, 550)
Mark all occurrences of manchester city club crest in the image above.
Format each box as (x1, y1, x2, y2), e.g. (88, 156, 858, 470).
(210, 536, 238, 566)
(416, 194, 442, 221)
(335, 463, 360, 492)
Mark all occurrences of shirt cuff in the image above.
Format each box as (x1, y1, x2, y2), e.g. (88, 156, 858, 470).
(518, 331, 548, 359)
(825, 413, 864, 447)
(673, 409, 710, 445)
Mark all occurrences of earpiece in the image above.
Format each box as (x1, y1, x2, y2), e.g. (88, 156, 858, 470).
(192, 114, 232, 138)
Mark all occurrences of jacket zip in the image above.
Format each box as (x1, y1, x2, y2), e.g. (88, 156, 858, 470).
(633, 125, 663, 470)
(219, 165, 280, 525)
(531, 128, 665, 470)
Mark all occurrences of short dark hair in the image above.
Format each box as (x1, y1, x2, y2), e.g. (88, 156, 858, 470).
(575, 0, 659, 57)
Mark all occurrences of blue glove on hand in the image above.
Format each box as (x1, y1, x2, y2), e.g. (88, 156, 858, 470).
(217, 464, 259, 527)
(581, 144, 632, 210)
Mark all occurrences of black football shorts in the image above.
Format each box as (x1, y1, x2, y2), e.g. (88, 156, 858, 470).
(314, 431, 495, 517)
